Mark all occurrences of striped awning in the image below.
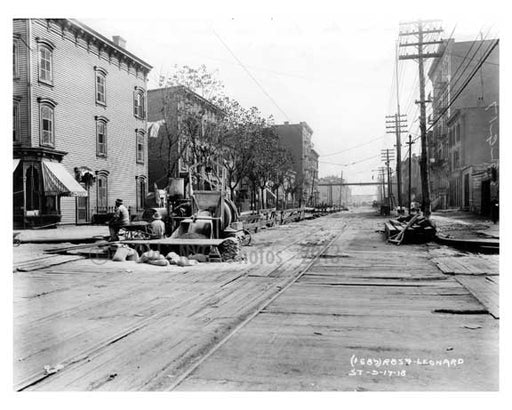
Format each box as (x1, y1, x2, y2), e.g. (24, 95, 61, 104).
(42, 160, 88, 197)
(13, 159, 20, 173)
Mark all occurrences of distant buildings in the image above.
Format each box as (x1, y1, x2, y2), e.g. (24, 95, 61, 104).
(13, 18, 152, 228)
(275, 121, 319, 206)
(317, 175, 352, 207)
(427, 38, 499, 215)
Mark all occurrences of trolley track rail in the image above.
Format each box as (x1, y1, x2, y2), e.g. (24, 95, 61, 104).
(15, 215, 346, 391)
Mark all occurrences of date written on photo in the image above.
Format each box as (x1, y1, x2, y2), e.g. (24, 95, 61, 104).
(348, 354, 465, 377)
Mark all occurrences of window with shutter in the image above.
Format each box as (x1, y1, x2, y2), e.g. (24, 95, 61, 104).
(96, 117, 109, 157)
(97, 174, 108, 212)
(13, 101, 20, 142)
(136, 131, 145, 164)
(39, 46, 53, 84)
(96, 73, 106, 104)
(133, 87, 146, 119)
(40, 104, 55, 147)
(13, 39, 19, 78)
(135, 176, 147, 211)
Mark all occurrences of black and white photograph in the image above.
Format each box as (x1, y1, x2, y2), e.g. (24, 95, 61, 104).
(5, 0, 509, 406)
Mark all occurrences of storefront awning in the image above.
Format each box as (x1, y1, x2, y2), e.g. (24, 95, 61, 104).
(42, 160, 88, 197)
(13, 159, 20, 173)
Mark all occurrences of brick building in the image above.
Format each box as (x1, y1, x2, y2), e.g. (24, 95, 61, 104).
(275, 121, 318, 206)
(147, 86, 225, 191)
(428, 39, 499, 215)
(13, 19, 152, 228)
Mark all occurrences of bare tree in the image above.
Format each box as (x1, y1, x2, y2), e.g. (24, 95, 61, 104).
(248, 121, 293, 210)
(156, 66, 226, 190)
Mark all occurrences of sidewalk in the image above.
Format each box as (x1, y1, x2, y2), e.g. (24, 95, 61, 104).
(431, 209, 499, 240)
(14, 224, 109, 243)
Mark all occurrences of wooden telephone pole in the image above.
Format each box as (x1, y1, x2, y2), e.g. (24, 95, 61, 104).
(386, 114, 407, 211)
(381, 148, 395, 209)
(399, 20, 443, 218)
(406, 134, 415, 214)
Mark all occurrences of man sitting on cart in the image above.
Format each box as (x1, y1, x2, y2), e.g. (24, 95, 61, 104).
(150, 211, 166, 239)
(108, 198, 130, 241)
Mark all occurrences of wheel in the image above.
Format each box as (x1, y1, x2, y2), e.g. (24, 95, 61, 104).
(240, 229, 252, 246)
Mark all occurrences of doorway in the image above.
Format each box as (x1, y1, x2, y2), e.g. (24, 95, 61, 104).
(463, 174, 470, 209)
(481, 179, 490, 217)
(76, 184, 89, 224)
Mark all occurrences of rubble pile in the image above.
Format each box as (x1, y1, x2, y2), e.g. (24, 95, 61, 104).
(218, 238, 241, 261)
(385, 214, 436, 245)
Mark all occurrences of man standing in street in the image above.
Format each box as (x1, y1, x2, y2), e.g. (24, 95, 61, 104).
(109, 198, 130, 241)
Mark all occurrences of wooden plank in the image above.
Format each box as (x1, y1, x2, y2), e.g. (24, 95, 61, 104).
(176, 312, 498, 391)
(120, 238, 225, 246)
(433, 256, 499, 276)
(456, 276, 499, 319)
(15, 255, 85, 272)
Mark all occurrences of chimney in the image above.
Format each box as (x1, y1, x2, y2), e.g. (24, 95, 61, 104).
(112, 35, 126, 49)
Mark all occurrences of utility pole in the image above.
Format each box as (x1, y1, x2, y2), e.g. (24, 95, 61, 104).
(399, 19, 443, 218)
(386, 113, 407, 212)
(374, 167, 387, 205)
(381, 149, 395, 210)
(406, 134, 415, 214)
(339, 170, 343, 208)
(378, 168, 385, 203)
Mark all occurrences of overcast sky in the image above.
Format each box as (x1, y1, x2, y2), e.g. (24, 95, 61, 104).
(7, 0, 505, 196)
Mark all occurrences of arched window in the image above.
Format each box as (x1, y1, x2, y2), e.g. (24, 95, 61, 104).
(96, 171, 109, 213)
(96, 116, 109, 157)
(136, 129, 145, 164)
(37, 39, 54, 85)
(38, 98, 57, 147)
(135, 175, 147, 212)
(95, 67, 107, 105)
(133, 86, 146, 119)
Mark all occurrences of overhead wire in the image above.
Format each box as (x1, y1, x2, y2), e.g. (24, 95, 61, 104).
(319, 135, 386, 158)
(211, 28, 290, 121)
(319, 154, 380, 167)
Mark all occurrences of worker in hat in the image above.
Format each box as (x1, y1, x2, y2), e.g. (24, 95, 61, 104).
(149, 211, 166, 239)
(108, 198, 130, 241)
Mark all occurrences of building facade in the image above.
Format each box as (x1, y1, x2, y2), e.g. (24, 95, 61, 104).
(13, 18, 152, 228)
(275, 121, 318, 206)
(147, 86, 225, 191)
(428, 39, 499, 215)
